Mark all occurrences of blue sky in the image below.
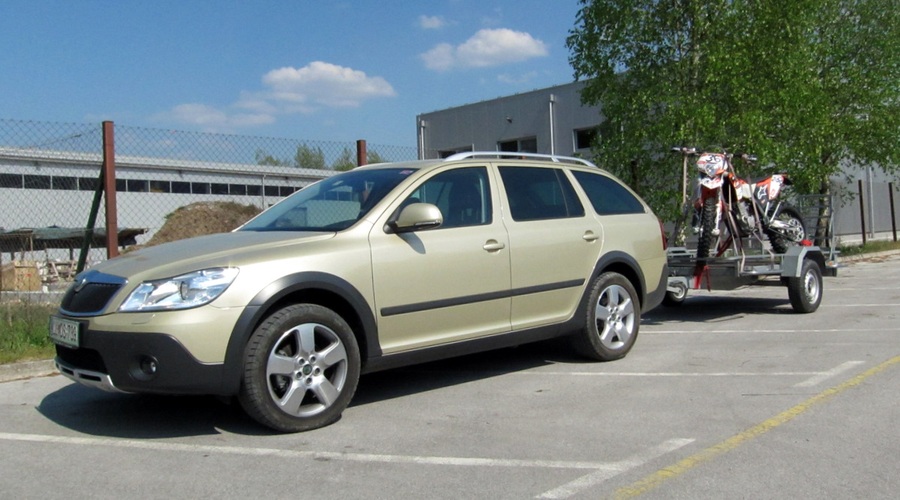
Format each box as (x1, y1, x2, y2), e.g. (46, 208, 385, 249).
(1, 1, 584, 148)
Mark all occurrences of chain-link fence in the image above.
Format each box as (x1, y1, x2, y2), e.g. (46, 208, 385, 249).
(0, 119, 418, 292)
(1, 118, 896, 293)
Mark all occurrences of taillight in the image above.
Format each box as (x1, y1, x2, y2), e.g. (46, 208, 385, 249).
(658, 218, 668, 250)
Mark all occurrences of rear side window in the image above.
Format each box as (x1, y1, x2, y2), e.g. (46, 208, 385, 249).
(571, 171, 645, 215)
(499, 167, 585, 221)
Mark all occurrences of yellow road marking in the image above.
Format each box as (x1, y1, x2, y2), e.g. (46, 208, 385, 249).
(613, 355, 900, 499)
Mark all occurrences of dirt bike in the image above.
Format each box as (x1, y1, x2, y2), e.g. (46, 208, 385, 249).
(673, 147, 806, 259)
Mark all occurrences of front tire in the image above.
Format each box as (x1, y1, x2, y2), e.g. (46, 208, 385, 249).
(572, 272, 640, 361)
(238, 304, 361, 432)
(695, 196, 720, 259)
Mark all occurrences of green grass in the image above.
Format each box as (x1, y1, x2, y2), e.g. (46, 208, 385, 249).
(0, 301, 57, 365)
(838, 239, 900, 257)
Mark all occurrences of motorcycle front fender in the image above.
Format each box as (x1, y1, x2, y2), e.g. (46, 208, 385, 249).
(699, 177, 723, 190)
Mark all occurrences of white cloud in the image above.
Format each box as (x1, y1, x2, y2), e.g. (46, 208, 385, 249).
(418, 15, 445, 29)
(164, 61, 395, 130)
(262, 61, 396, 108)
(421, 28, 548, 72)
(167, 103, 275, 129)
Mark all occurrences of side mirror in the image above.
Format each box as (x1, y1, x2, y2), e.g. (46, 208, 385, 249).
(386, 203, 443, 233)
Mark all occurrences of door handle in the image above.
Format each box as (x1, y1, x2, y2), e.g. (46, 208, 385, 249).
(583, 231, 600, 242)
(483, 240, 506, 252)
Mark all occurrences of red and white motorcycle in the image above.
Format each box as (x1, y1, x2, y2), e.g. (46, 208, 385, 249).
(676, 147, 806, 258)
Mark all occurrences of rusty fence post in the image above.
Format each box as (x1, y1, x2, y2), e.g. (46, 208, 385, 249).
(356, 140, 367, 167)
(102, 121, 119, 258)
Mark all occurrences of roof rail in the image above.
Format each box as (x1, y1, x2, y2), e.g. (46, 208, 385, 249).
(443, 151, 596, 167)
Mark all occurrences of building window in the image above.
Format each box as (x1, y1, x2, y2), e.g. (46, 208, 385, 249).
(172, 181, 191, 194)
(574, 128, 598, 150)
(247, 185, 262, 196)
(150, 180, 170, 193)
(127, 179, 149, 192)
(24, 175, 52, 190)
(79, 177, 99, 191)
(498, 137, 537, 153)
(264, 185, 280, 197)
(192, 182, 210, 194)
(211, 183, 229, 195)
(0, 173, 22, 188)
(52, 176, 78, 190)
(229, 184, 247, 196)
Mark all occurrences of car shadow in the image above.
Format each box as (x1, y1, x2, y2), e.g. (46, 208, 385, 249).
(643, 294, 795, 325)
(37, 339, 587, 438)
(351, 339, 583, 406)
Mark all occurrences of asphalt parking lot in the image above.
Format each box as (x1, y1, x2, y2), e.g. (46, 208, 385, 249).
(1, 252, 898, 499)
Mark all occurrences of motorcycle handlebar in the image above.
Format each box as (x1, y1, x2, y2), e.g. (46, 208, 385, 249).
(671, 146, 698, 155)
(671, 147, 756, 163)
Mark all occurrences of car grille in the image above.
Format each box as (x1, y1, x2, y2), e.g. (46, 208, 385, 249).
(59, 270, 126, 315)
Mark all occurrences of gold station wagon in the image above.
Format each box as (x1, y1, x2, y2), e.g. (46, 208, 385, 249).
(51, 152, 668, 432)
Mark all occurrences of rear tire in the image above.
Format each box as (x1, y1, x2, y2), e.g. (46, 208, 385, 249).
(238, 304, 360, 433)
(572, 272, 640, 361)
(787, 259, 822, 313)
(767, 206, 805, 254)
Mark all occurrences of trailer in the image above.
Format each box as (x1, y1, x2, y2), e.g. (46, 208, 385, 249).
(664, 244, 839, 313)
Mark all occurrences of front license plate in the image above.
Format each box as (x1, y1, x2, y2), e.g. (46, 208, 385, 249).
(49, 316, 80, 349)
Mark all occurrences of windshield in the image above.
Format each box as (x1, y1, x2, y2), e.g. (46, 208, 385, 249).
(241, 168, 415, 232)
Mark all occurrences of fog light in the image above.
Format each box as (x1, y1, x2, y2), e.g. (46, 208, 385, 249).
(139, 356, 159, 376)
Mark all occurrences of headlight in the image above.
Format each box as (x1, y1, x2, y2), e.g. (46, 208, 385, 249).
(119, 268, 239, 312)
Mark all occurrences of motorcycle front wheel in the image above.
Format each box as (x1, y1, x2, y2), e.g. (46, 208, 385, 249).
(695, 196, 720, 259)
(766, 206, 805, 254)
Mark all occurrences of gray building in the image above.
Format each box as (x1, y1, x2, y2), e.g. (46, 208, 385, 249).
(417, 81, 601, 159)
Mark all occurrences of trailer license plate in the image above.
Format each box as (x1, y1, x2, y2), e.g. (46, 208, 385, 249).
(49, 316, 80, 349)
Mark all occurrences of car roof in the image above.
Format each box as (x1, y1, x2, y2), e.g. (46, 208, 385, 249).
(357, 152, 599, 173)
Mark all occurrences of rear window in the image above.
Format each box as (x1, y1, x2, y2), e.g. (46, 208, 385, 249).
(499, 166, 585, 221)
(571, 171, 645, 215)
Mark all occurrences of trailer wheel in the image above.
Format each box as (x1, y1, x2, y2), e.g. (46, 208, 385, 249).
(663, 282, 688, 307)
(787, 259, 822, 313)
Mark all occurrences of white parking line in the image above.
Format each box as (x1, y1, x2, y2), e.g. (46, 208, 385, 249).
(519, 361, 867, 388)
(794, 361, 865, 387)
(537, 438, 694, 499)
(0, 432, 689, 474)
(644, 328, 900, 334)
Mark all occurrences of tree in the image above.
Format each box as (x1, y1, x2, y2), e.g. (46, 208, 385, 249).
(254, 149, 289, 166)
(367, 150, 386, 165)
(294, 144, 326, 170)
(567, 0, 899, 226)
(332, 147, 356, 171)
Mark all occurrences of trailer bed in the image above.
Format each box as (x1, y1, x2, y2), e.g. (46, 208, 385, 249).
(664, 245, 838, 313)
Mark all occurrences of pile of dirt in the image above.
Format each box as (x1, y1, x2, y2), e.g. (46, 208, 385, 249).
(144, 201, 262, 248)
